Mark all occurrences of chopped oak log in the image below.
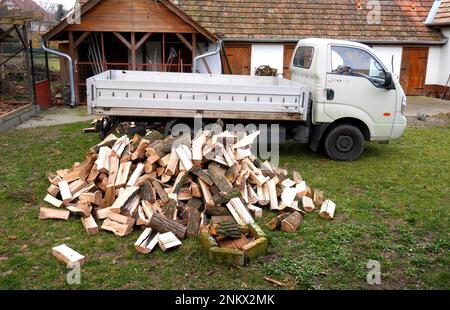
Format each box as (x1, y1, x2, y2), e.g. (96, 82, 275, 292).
(229, 198, 255, 225)
(58, 180, 72, 204)
(134, 228, 159, 254)
(175, 145, 193, 171)
(157, 232, 182, 251)
(68, 179, 88, 195)
(267, 179, 279, 210)
(87, 164, 100, 183)
(302, 196, 315, 212)
(295, 181, 308, 199)
(67, 201, 92, 217)
(281, 187, 297, 207)
(319, 200, 336, 219)
(80, 191, 103, 206)
(126, 163, 145, 187)
(313, 190, 325, 206)
(186, 206, 202, 238)
(115, 161, 132, 188)
(104, 184, 116, 208)
(39, 207, 70, 220)
(148, 212, 187, 239)
(131, 139, 150, 161)
(101, 213, 135, 236)
(44, 194, 63, 208)
(191, 168, 213, 186)
(52, 244, 85, 268)
(216, 221, 242, 239)
(164, 151, 179, 176)
(81, 214, 99, 235)
(198, 178, 214, 209)
(96, 146, 112, 173)
(233, 130, 260, 149)
(293, 171, 303, 183)
(248, 205, 263, 219)
(151, 179, 169, 203)
(94, 207, 113, 220)
(109, 186, 140, 213)
(140, 180, 156, 202)
(47, 184, 60, 197)
(190, 182, 201, 198)
(108, 154, 120, 185)
(266, 213, 290, 231)
(280, 211, 303, 232)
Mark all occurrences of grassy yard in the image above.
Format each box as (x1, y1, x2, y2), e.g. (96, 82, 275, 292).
(0, 122, 448, 290)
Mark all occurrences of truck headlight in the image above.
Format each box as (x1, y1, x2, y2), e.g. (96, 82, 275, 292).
(401, 96, 407, 115)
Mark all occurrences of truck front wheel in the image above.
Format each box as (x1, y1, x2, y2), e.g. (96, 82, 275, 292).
(324, 124, 364, 161)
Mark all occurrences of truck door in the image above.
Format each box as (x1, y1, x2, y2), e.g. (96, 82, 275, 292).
(325, 45, 397, 139)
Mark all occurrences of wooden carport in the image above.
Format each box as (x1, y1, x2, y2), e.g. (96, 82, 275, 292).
(43, 0, 217, 103)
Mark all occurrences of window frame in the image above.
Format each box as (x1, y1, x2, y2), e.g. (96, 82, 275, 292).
(328, 44, 390, 89)
(293, 45, 315, 69)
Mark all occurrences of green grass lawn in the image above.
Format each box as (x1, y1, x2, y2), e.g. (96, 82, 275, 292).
(0, 123, 448, 290)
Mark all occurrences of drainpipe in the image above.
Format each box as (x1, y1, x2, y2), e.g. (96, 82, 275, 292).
(40, 38, 77, 107)
(192, 38, 222, 74)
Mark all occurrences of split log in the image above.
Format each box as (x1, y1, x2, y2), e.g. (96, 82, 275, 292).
(108, 154, 120, 185)
(198, 178, 214, 209)
(44, 194, 63, 208)
(175, 144, 193, 171)
(191, 168, 213, 186)
(47, 184, 60, 197)
(80, 191, 103, 206)
(267, 180, 279, 210)
(140, 180, 156, 202)
(208, 163, 234, 194)
(151, 179, 169, 203)
(101, 213, 135, 236)
(313, 190, 325, 206)
(131, 139, 150, 161)
(281, 187, 297, 207)
(90, 133, 117, 153)
(158, 232, 182, 251)
(186, 206, 202, 238)
(229, 198, 254, 225)
(164, 151, 179, 176)
(233, 130, 260, 149)
(293, 171, 303, 183)
(248, 205, 263, 219)
(58, 180, 72, 204)
(148, 212, 187, 239)
(87, 164, 100, 183)
(280, 211, 303, 232)
(319, 200, 336, 220)
(68, 179, 88, 195)
(186, 198, 203, 211)
(81, 214, 99, 235)
(96, 146, 112, 173)
(52, 244, 85, 268)
(190, 182, 201, 198)
(94, 207, 113, 220)
(302, 196, 315, 212)
(126, 163, 145, 187)
(109, 186, 139, 213)
(67, 201, 92, 217)
(104, 184, 116, 208)
(39, 207, 70, 220)
(115, 161, 132, 188)
(134, 228, 159, 254)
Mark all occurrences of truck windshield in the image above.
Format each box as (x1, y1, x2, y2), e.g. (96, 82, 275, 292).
(331, 46, 386, 88)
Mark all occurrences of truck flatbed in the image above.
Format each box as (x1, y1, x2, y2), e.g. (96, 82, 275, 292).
(87, 70, 309, 121)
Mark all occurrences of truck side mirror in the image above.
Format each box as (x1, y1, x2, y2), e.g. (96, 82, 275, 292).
(384, 72, 393, 90)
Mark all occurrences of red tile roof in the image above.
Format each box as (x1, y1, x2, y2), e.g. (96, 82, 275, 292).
(176, 0, 444, 43)
(432, 0, 450, 25)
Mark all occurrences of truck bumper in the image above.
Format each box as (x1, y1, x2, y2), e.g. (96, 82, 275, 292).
(390, 116, 407, 140)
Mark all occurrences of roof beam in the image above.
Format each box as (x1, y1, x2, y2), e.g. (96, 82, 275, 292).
(74, 31, 91, 49)
(113, 32, 131, 50)
(176, 33, 192, 51)
(135, 32, 152, 50)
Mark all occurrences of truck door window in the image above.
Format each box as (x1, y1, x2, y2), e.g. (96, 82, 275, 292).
(331, 46, 386, 88)
(293, 46, 314, 69)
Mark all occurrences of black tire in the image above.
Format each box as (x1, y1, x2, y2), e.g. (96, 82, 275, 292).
(324, 124, 365, 161)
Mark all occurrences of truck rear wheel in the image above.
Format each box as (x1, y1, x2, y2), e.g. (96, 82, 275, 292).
(324, 124, 364, 161)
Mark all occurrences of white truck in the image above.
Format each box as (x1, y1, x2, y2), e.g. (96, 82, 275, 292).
(87, 38, 407, 161)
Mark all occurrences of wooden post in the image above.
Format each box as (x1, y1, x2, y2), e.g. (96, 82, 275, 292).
(192, 33, 196, 73)
(22, 24, 34, 104)
(100, 32, 106, 71)
(131, 32, 136, 70)
(162, 33, 166, 72)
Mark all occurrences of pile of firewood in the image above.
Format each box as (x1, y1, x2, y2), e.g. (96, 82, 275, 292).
(41, 123, 336, 265)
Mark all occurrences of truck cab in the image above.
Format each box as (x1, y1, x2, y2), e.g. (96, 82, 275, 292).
(290, 38, 407, 161)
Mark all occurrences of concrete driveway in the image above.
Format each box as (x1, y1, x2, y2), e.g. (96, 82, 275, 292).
(17, 106, 94, 129)
(405, 96, 450, 117)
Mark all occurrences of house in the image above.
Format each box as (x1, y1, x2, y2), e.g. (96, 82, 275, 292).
(3, 0, 53, 33)
(424, 0, 450, 98)
(43, 0, 450, 103)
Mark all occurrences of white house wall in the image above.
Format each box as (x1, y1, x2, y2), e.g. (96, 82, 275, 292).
(196, 42, 222, 74)
(426, 46, 442, 85)
(250, 44, 284, 76)
(371, 46, 403, 77)
(433, 27, 450, 86)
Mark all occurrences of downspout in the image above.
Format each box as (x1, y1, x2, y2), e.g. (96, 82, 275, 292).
(192, 38, 222, 74)
(40, 38, 77, 107)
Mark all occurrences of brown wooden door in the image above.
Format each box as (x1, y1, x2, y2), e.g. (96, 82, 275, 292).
(222, 44, 251, 75)
(283, 44, 296, 79)
(400, 47, 429, 96)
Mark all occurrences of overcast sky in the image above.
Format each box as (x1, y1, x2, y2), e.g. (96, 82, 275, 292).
(36, 0, 76, 10)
